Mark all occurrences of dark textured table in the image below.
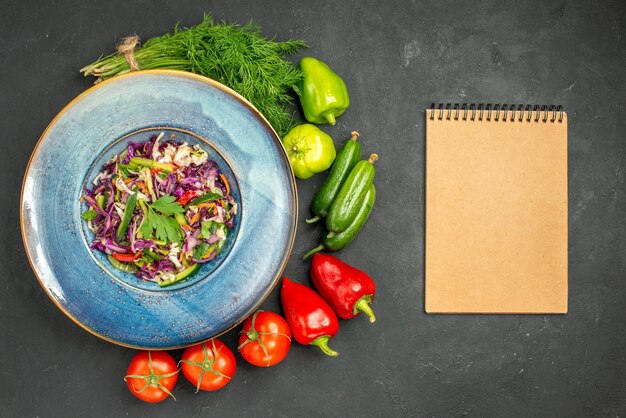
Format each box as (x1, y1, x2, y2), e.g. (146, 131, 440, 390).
(3, 1, 625, 416)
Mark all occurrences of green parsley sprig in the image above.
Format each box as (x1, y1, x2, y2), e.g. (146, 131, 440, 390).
(140, 194, 185, 244)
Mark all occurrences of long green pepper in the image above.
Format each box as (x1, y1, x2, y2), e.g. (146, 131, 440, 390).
(303, 153, 379, 259)
(307, 131, 362, 223)
(326, 154, 378, 233)
(303, 184, 376, 259)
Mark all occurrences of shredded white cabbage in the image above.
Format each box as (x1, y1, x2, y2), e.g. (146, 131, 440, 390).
(155, 270, 176, 283)
(173, 143, 192, 167)
(151, 131, 165, 161)
(168, 242, 182, 270)
(92, 170, 110, 186)
(87, 220, 98, 233)
(190, 145, 208, 165)
(158, 144, 178, 164)
(113, 202, 125, 219)
(214, 224, 227, 241)
(114, 177, 148, 201)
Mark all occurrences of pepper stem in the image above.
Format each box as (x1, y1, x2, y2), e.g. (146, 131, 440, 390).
(305, 216, 320, 224)
(309, 336, 339, 357)
(354, 295, 376, 323)
(302, 245, 324, 260)
(325, 113, 336, 125)
(350, 131, 359, 140)
(368, 153, 379, 164)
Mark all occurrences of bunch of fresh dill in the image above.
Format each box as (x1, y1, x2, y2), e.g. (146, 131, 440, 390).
(81, 15, 308, 137)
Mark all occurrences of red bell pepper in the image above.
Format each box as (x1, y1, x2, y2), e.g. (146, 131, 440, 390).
(280, 277, 339, 357)
(310, 253, 376, 323)
(176, 190, 198, 206)
(112, 252, 141, 263)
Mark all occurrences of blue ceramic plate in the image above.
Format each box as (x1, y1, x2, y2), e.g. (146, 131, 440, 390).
(21, 70, 297, 349)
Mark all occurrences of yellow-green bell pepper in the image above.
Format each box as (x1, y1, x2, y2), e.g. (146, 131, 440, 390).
(299, 57, 350, 125)
(282, 124, 337, 179)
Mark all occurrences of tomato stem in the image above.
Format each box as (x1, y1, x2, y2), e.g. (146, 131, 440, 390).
(180, 340, 231, 393)
(124, 351, 178, 401)
(237, 310, 272, 366)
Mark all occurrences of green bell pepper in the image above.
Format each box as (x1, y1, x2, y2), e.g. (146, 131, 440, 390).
(282, 124, 337, 179)
(299, 57, 350, 125)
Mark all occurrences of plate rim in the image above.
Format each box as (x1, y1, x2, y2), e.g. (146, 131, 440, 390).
(20, 69, 298, 349)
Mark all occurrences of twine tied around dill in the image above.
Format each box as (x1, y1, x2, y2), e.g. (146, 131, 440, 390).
(117, 35, 140, 71)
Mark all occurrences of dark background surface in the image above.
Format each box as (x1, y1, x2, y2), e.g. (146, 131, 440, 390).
(2, 0, 625, 416)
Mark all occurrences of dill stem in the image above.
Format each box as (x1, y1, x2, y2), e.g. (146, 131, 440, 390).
(80, 14, 307, 136)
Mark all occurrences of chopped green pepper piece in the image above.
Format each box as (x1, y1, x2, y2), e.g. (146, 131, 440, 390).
(199, 221, 215, 239)
(130, 157, 176, 173)
(193, 242, 210, 259)
(174, 212, 188, 226)
(187, 192, 221, 207)
(96, 194, 106, 210)
(116, 188, 138, 242)
(144, 249, 163, 261)
(81, 209, 98, 221)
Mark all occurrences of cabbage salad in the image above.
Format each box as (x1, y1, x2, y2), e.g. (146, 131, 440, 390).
(81, 132, 237, 286)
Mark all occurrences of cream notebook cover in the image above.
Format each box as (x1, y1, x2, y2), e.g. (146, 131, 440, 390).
(425, 104, 568, 314)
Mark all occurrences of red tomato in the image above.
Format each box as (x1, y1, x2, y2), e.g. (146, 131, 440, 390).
(181, 339, 236, 392)
(125, 351, 179, 403)
(238, 311, 292, 367)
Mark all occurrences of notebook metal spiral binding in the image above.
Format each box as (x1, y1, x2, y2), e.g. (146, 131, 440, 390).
(429, 103, 564, 123)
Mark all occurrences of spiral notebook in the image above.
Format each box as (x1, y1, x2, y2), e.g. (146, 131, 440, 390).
(425, 104, 568, 314)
